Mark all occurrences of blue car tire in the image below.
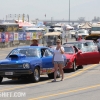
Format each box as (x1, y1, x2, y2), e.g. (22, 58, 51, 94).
(30, 67, 40, 82)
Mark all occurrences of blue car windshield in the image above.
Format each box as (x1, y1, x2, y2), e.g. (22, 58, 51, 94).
(9, 48, 41, 57)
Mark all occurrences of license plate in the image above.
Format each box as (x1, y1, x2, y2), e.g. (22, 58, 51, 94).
(5, 72, 13, 75)
(47, 69, 51, 73)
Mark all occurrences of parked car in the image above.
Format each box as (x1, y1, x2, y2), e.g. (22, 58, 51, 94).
(63, 40, 98, 52)
(69, 30, 76, 38)
(63, 44, 100, 71)
(0, 46, 67, 83)
(75, 29, 89, 39)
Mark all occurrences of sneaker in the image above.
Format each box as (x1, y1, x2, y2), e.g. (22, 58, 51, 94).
(52, 80, 56, 82)
(61, 79, 64, 81)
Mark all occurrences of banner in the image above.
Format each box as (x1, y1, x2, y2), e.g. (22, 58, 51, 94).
(30, 32, 33, 40)
(18, 32, 24, 40)
(0, 32, 1, 42)
(37, 32, 42, 39)
(14, 32, 18, 40)
(32, 32, 37, 39)
(1, 32, 5, 42)
(5, 32, 9, 42)
(23, 32, 26, 40)
(26, 32, 31, 40)
(9, 32, 14, 41)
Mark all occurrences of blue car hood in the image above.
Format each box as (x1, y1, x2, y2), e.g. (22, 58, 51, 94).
(0, 54, 40, 64)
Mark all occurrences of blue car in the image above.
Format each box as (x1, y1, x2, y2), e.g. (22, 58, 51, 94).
(0, 46, 65, 83)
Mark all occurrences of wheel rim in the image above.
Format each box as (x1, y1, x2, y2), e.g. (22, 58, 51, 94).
(34, 69, 39, 81)
(73, 62, 76, 70)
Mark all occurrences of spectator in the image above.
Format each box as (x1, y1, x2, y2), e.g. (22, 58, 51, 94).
(47, 36, 52, 47)
(52, 39, 65, 82)
(77, 35, 82, 41)
(30, 38, 39, 46)
(75, 32, 78, 41)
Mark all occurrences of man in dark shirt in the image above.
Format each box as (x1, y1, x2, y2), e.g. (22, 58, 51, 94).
(30, 38, 39, 46)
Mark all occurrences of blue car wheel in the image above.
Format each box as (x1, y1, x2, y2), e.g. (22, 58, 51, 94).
(30, 67, 40, 82)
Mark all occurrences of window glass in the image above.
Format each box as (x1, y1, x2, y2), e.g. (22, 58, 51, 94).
(44, 49, 53, 57)
(64, 47, 74, 53)
(8, 48, 40, 57)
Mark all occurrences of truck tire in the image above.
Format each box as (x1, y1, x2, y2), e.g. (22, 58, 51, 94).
(0, 76, 3, 83)
(30, 67, 40, 82)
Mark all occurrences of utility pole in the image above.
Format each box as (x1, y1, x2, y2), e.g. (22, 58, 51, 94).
(51, 17, 53, 25)
(69, 0, 70, 25)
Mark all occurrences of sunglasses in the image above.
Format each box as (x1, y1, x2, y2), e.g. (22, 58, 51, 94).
(56, 42, 61, 43)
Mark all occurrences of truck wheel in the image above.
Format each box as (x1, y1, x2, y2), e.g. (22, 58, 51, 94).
(0, 76, 3, 83)
(30, 67, 40, 82)
(72, 61, 76, 72)
(48, 70, 60, 79)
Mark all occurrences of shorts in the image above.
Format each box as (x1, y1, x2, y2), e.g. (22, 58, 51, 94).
(53, 61, 64, 64)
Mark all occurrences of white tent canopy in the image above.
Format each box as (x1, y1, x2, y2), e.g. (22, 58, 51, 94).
(44, 32, 62, 36)
(66, 25, 74, 29)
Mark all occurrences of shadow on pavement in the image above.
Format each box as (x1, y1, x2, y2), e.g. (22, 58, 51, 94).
(0, 76, 49, 85)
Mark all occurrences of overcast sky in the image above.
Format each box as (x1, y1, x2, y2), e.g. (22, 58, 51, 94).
(0, 0, 99, 21)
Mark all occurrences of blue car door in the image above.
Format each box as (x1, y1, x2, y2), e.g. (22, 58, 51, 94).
(42, 49, 54, 68)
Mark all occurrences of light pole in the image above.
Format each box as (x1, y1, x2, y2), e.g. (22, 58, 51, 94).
(51, 17, 53, 25)
(69, 0, 70, 25)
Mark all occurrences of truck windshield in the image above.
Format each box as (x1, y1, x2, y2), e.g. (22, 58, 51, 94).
(91, 27, 100, 31)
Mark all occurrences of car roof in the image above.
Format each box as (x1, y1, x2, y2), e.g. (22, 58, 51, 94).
(14, 46, 48, 49)
(63, 44, 74, 47)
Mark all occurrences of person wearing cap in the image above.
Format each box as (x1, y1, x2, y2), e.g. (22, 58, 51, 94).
(52, 39, 65, 82)
(30, 38, 39, 46)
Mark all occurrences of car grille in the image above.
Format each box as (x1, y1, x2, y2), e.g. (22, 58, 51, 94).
(0, 64, 23, 69)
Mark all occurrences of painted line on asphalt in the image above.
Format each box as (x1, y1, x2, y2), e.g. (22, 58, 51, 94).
(29, 84, 100, 100)
(0, 64, 97, 92)
(64, 64, 97, 79)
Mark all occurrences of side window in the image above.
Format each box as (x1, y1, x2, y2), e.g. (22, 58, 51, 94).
(44, 49, 53, 57)
(41, 49, 45, 57)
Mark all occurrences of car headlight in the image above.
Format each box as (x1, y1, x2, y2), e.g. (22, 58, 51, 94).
(23, 63, 30, 69)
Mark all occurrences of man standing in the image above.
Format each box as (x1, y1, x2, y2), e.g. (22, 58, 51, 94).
(30, 38, 39, 46)
(75, 32, 78, 41)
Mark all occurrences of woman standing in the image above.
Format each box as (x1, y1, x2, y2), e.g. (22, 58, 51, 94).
(52, 39, 65, 82)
